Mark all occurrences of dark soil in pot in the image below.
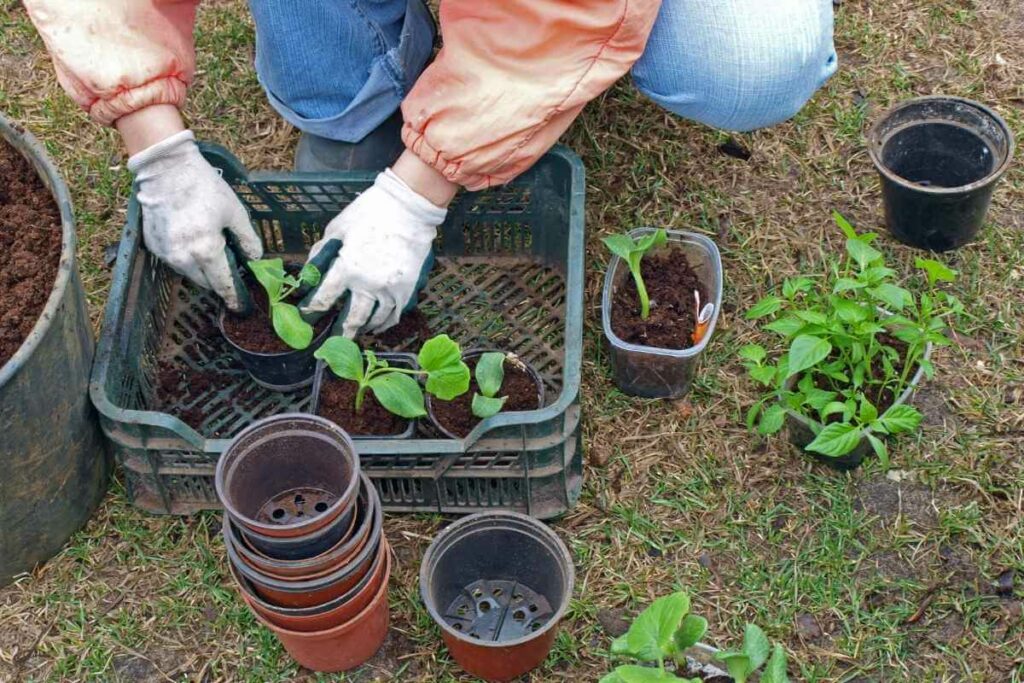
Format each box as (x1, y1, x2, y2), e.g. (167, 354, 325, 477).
(610, 247, 707, 350)
(221, 269, 333, 354)
(316, 375, 411, 436)
(429, 353, 544, 438)
(365, 308, 433, 350)
(0, 139, 61, 367)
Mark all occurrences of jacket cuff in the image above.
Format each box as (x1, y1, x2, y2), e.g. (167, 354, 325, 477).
(89, 76, 189, 127)
(401, 124, 507, 192)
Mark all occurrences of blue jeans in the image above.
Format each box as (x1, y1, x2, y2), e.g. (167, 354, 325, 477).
(250, 0, 837, 142)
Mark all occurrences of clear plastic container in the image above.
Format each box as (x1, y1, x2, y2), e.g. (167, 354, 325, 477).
(601, 229, 723, 398)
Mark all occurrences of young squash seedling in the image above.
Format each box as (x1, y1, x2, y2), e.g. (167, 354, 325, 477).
(602, 592, 788, 683)
(741, 212, 962, 466)
(470, 352, 531, 419)
(314, 334, 470, 419)
(603, 229, 667, 320)
(247, 258, 321, 350)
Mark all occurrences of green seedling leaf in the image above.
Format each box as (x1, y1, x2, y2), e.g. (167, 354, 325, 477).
(794, 309, 828, 325)
(760, 643, 790, 683)
(715, 653, 753, 683)
(782, 276, 814, 299)
(758, 404, 786, 436)
(846, 238, 883, 271)
(915, 258, 957, 284)
(786, 335, 832, 377)
(602, 234, 637, 261)
(248, 258, 287, 301)
(746, 296, 783, 320)
(418, 334, 462, 372)
(425, 362, 471, 401)
(613, 592, 691, 662)
(764, 316, 805, 338)
(833, 211, 858, 239)
(803, 387, 838, 411)
(878, 404, 922, 434)
(315, 336, 364, 382)
(833, 298, 868, 323)
(603, 666, 693, 683)
(270, 302, 314, 350)
(475, 352, 506, 397)
(636, 229, 668, 254)
(749, 364, 777, 386)
(833, 277, 866, 293)
(806, 422, 862, 457)
(368, 373, 426, 419)
(868, 283, 913, 311)
(867, 432, 889, 469)
(742, 623, 771, 671)
(672, 614, 708, 653)
(299, 263, 321, 287)
(471, 393, 507, 419)
(859, 397, 879, 424)
(739, 344, 766, 363)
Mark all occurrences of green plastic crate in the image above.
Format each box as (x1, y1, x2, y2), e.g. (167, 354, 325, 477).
(90, 143, 585, 519)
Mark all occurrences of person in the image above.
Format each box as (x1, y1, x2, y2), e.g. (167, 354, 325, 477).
(24, 0, 837, 337)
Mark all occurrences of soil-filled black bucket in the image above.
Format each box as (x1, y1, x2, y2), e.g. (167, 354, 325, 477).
(215, 414, 360, 553)
(0, 115, 109, 586)
(868, 96, 1014, 252)
(219, 308, 334, 391)
(420, 512, 575, 682)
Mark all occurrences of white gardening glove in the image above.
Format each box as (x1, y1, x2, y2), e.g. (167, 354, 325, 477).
(128, 130, 263, 311)
(300, 169, 446, 337)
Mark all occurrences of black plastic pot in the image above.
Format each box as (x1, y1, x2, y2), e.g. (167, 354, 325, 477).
(868, 96, 1014, 252)
(219, 308, 334, 391)
(0, 114, 109, 586)
(215, 414, 361, 551)
(310, 353, 418, 439)
(420, 512, 575, 682)
(601, 229, 723, 398)
(786, 342, 933, 470)
(425, 349, 545, 440)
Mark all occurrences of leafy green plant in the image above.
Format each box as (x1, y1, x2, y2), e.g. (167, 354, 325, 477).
(247, 258, 321, 350)
(741, 212, 962, 466)
(314, 334, 470, 418)
(603, 229, 667, 319)
(602, 592, 788, 683)
(469, 352, 533, 419)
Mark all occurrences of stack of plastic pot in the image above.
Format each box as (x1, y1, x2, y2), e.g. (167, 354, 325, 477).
(216, 414, 390, 673)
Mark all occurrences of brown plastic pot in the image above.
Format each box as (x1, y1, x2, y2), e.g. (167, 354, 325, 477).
(225, 487, 383, 608)
(242, 550, 391, 673)
(232, 538, 390, 633)
(215, 414, 360, 541)
(425, 349, 545, 440)
(230, 479, 372, 577)
(420, 512, 575, 682)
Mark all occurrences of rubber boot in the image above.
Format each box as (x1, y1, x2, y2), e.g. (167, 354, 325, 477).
(294, 110, 406, 173)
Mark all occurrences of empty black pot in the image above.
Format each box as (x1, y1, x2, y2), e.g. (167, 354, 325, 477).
(868, 96, 1014, 252)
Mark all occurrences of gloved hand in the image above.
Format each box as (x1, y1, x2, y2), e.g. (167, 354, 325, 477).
(128, 130, 263, 311)
(300, 169, 446, 337)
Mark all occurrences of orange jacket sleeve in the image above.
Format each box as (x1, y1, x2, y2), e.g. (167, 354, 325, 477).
(23, 0, 198, 126)
(401, 0, 661, 190)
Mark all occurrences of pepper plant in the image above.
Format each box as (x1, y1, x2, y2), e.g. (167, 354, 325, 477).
(741, 212, 962, 466)
(602, 592, 788, 683)
(314, 334, 470, 419)
(247, 258, 321, 350)
(603, 229, 667, 320)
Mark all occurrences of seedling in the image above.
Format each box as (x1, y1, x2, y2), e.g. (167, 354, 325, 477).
(602, 592, 788, 683)
(470, 352, 522, 419)
(603, 229, 667, 320)
(741, 212, 962, 466)
(314, 334, 470, 419)
(247, 258, 321, 350)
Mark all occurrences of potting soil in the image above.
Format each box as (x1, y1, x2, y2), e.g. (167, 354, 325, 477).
(0, 139, 62, 367)
(222, 271, 332, 354)
(317, 375, 411, 436)
(611, 247, 706, 349)
(432, 355, 542, 437)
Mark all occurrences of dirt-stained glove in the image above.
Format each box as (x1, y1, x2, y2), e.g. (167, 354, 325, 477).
(300, 169, 446, 338)
(128, 130, 263, 312)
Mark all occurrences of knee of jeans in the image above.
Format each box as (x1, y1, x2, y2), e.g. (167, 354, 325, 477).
(635, 47, 837, 133)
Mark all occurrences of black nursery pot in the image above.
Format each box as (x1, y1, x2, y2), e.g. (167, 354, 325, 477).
(868, 96, 1014, 252)
(420, 512, 575, 682)
(219, 309, 334, 392)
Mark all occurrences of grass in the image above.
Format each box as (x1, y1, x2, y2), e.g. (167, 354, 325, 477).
(2, 0, 1024, 681)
